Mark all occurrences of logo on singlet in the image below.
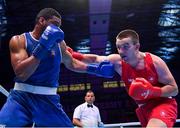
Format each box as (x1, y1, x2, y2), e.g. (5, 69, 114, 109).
(128, 78, 134, 83)
(148, 76, 154, 83)
(160, 110, 166, 117)
(42, 32, 48, 40)
(51, 50, 56, 56)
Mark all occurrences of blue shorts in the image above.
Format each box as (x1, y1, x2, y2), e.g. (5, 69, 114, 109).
(0, 90, 73, 127)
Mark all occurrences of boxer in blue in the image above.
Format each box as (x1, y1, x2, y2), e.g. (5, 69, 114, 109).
(0, 8, 114, 127)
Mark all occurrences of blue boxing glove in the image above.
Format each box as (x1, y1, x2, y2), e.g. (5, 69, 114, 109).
(39, 24, 64, 49)
(87, 61, 114, 78)
(32, 24, 64, 60)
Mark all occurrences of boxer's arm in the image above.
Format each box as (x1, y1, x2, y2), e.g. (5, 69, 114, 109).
(62, 43, 114, 78)
(66, 47, 122, 74)
(66, 46, 108, 63)
(152, 54, 178, 97)
(82, 53, 122, 77)
(9, 35, 40, 81)
(129, 55, 179, 100)
(61, 42, 88, 72)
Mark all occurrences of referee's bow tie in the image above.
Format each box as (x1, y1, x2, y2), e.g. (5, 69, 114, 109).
(87, 104, 93, 108)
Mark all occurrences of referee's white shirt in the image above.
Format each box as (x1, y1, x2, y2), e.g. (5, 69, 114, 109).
(73, 102, 101, 127)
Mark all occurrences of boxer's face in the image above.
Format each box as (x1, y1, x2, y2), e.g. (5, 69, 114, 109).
(40, 16, 62, 31)
(38, 16, 62, 33)
(116, 37, 139, 62)
(85, 92, 95, 104)
(46, 16, 62, 27)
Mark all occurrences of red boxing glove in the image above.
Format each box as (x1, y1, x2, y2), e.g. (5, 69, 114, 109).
(128, 78, 161, 100)
(67, 47, 84, 61)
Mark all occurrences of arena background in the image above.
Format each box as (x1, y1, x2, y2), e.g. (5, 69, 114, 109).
(0, 0, 179, 125)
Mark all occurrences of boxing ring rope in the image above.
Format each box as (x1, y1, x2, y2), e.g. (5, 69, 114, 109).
(0, 85, 9, 97)
(104, 121, 140, 127)
(0, 85, 180, 127)
(104, 119, 180, 128)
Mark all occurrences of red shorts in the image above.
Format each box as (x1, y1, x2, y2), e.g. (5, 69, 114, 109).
(136, 98, 177, 127)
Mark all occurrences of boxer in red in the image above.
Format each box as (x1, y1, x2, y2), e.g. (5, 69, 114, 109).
(67, 29, 178, 128)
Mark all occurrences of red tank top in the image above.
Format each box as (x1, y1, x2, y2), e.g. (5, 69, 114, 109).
(122, 52, 164, 104)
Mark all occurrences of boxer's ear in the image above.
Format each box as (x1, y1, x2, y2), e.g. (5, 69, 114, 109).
(38, 17, 46, 25)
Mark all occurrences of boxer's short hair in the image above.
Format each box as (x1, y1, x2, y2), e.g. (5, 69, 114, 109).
(35, 8, 61, 23)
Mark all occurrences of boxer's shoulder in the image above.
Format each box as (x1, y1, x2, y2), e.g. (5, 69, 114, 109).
(9, 34, 26, 51)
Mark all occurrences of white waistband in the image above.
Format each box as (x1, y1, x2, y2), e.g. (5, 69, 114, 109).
(14, 82, 57, 95)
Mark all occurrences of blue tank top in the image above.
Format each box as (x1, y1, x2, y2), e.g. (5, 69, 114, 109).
(14, 32, 61, 87)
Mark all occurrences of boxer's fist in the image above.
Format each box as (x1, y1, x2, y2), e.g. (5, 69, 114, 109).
(128, 78, 161, 100)
(39, 24, 64, 50)
(87, 61, 114, 78)
(32, 24, 64, 60)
